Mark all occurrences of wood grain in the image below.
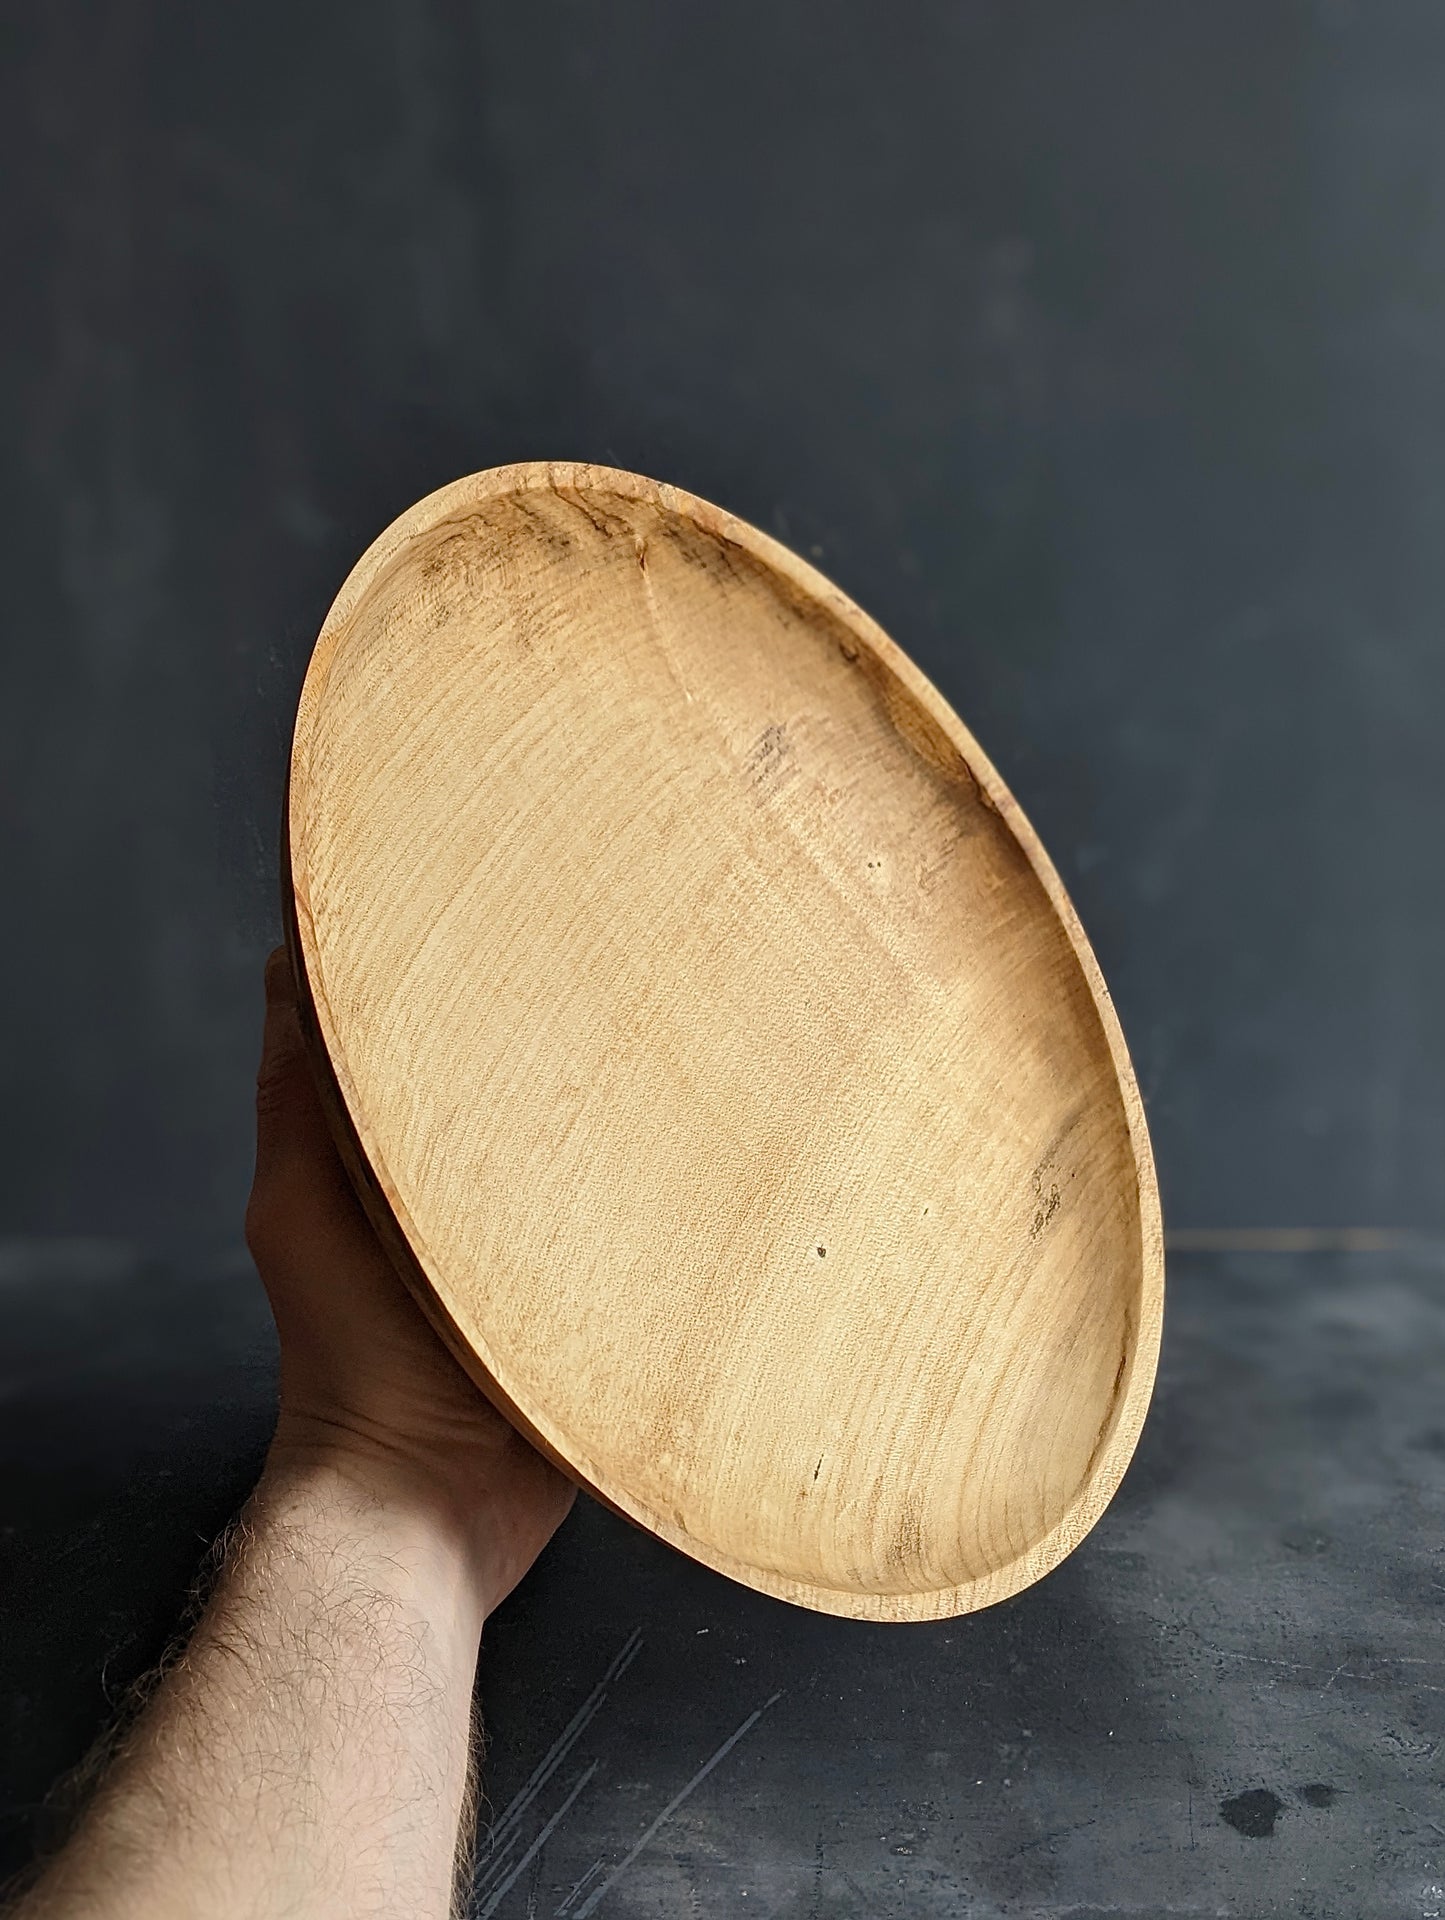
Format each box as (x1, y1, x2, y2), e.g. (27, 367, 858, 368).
(286, 462, 1163, 1621)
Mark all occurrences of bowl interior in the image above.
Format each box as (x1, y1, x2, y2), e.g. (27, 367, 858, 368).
(289, 466, 1159, 1619)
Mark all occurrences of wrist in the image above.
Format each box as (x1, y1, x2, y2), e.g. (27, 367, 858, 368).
(262, 1410, 500, 1618)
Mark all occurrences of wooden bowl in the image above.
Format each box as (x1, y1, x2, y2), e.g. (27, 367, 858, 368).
(286, 462, 1163, 1621)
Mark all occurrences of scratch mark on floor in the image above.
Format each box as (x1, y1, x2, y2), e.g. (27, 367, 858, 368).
(476, 1827, 519, 1890)
(1199, 1645, 1443, 1692)
(554, 1859, 604, 1915)
(473, 1628, 642, 1901)
(569, 1691, 783, 1918)
(478, 1762, 599, 1919)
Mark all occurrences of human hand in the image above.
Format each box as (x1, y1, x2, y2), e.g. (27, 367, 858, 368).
(245, 947, 575, 1615)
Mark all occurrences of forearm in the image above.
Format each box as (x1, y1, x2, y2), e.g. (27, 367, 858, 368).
(14, 947, 573, 1919)
(17, 1446, 489, 1920)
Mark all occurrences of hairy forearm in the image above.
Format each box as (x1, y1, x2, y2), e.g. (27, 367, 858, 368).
(17, 1449, 489, 1920)
(14, 946, 572, 1919)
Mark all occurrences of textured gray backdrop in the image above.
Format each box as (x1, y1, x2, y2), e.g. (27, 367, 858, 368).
(3, 0, 1441, 1242)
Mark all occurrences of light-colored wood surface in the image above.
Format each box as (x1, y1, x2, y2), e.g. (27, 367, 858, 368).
(287, 462, 1163, 1621)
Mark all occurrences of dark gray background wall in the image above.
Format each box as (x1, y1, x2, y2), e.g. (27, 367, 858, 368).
(4, 0, 1442, 1243)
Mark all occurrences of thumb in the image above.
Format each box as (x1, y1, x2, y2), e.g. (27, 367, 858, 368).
(253, 946, 330, 1184)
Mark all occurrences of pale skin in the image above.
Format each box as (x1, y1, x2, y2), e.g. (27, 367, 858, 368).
(12, 949, 575, 1920)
